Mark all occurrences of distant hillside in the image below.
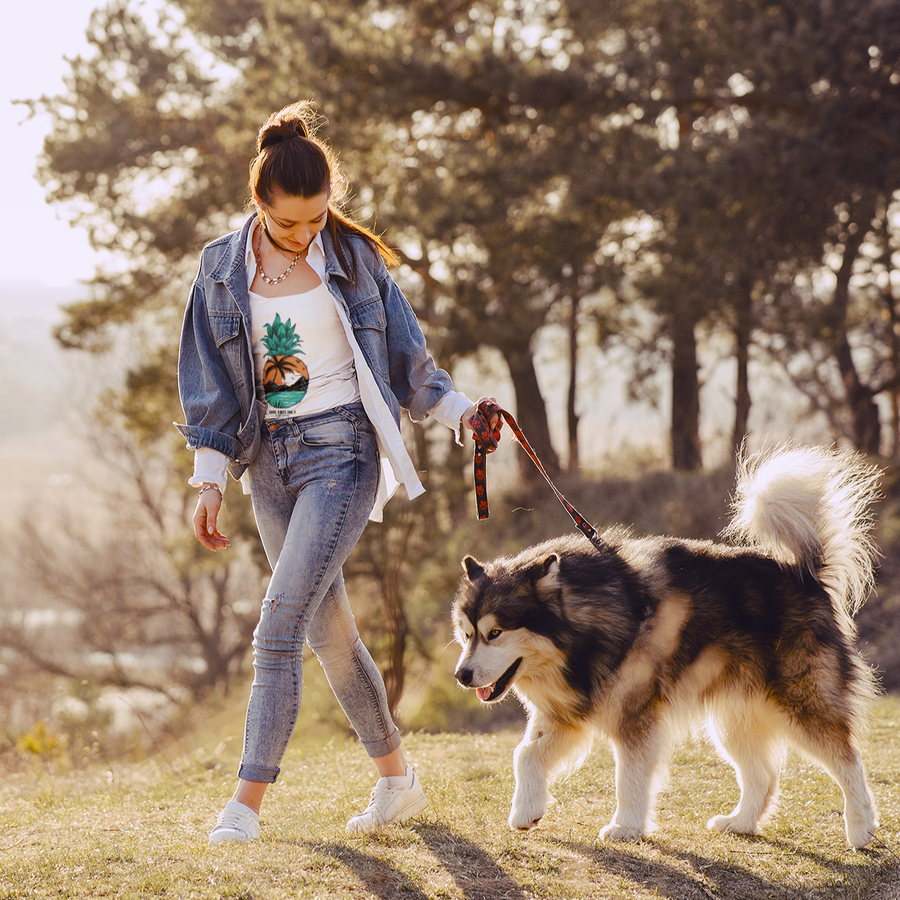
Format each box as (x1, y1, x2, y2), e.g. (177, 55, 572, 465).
(0, 279, 88, 440)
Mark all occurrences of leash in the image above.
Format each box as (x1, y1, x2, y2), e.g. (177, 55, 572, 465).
(469, 399, 603, 550)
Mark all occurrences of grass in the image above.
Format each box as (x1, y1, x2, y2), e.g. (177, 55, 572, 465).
(1, 697, 898, 900)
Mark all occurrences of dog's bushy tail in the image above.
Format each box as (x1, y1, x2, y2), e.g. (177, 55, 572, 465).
(725, 445, 881, 634)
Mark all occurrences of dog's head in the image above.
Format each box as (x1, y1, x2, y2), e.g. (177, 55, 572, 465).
(452, 551, 562, 704)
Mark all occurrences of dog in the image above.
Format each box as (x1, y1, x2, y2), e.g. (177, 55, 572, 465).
(453, 446, 880, 848)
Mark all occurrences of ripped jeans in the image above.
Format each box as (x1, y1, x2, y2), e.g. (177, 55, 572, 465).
(238, 402, 400, 784)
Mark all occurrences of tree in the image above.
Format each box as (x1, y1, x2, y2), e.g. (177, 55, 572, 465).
(34, 0, 900, 480)
(724, 0, 900, 455)
(31, 2, 900, 714)
(34, 0, 667, 481)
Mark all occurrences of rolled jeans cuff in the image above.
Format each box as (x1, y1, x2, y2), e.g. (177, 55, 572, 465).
(360, 725, 402, 760)
(237, 762, 281, 784)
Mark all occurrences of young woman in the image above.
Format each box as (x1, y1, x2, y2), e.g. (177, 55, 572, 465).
(176, 101, 493, 843)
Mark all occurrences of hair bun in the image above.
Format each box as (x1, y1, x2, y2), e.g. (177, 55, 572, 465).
(258, 118, 310, 152)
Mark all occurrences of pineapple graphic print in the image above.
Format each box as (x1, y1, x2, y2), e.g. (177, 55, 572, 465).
(261, 314, 310, 408)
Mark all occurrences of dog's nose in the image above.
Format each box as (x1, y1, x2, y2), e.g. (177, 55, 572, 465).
(455, 667, 473, 687)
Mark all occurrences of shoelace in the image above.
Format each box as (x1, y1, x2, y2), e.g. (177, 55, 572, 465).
(214, 808, 255, 833)
(365, 782, 401, 807)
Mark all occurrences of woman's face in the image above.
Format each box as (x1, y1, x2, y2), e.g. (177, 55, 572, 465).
(256, 191, 330, 253)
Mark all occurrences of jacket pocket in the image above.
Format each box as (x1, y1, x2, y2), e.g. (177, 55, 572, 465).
(349, 297, 388, 378)
(209, 312, 246, 391)
(209, 312, 241, 348)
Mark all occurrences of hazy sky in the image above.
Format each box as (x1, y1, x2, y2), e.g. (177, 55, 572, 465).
(4, 1, 105, 288)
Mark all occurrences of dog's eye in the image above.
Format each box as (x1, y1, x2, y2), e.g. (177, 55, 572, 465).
(487, 628, 502, 640)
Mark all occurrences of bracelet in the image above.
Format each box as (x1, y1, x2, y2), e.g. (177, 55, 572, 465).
(198, 483, 222, 497)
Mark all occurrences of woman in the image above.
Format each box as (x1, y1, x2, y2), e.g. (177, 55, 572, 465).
(176, 101, 493, 844)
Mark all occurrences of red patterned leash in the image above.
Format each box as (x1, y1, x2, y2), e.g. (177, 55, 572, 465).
(469, 399, 603, 549)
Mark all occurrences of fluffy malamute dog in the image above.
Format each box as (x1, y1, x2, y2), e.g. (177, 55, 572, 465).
(453, 446, 880, 848)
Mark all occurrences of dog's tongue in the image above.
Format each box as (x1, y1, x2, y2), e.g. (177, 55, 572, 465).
(476, 683, 496, 702)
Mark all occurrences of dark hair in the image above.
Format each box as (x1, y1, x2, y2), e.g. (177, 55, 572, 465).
(248, 101, 399, 274)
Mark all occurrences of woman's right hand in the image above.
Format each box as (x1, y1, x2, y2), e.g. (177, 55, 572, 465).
(192, 486, 230, 552)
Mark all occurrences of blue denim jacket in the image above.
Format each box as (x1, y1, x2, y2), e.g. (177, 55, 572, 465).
(175, 213, 455, 481)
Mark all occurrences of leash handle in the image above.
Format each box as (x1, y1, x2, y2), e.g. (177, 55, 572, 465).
(470, 399, 601, 548)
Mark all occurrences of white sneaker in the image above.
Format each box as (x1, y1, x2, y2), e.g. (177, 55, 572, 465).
(346, 765, 429, 834)
(209, 800, 261, 844)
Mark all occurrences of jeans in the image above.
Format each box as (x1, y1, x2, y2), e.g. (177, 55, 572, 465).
(238, 402, 401, 784)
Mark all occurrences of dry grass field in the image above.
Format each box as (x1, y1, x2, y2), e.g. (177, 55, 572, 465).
(1, 697, 898, 900)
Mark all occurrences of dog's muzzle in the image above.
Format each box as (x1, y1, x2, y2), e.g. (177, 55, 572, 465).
(455, 657, 522, 703)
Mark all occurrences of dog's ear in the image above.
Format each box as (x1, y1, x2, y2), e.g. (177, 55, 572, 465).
(525, 553, 560, 586)
(463, 556, 487, 581)
(537, 553, 560, 580)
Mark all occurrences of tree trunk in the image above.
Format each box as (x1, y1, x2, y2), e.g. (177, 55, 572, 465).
(380, 550, 409, 719)
(670, 312, 703, 470)
(731, 282, 753, 463)
(566, 295, 580, 475)
(501, 341, 561, 482)
(881, 230, 900, 461)
(829, 207, 881, 455)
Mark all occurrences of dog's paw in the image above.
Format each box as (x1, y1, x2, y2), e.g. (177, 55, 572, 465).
(509, 792, 552, 831)
(707, 813, 758, 835)
(599, 821, 643, 842)
(509, 810, 543, 831)
(844, 810, 878, 849)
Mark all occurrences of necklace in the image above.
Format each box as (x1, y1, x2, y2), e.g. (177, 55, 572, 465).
(255, 227, 304, 285)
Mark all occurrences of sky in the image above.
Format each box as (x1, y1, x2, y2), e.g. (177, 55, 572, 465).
(3, 1, 106, 288)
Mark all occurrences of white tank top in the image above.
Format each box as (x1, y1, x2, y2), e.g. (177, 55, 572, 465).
(250, 281, 361, 419)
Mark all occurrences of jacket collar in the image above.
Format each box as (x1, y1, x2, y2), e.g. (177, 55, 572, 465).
(321, 223, 350, 281)
(207, 212, 351, 283)
(207, 214, 256, 284)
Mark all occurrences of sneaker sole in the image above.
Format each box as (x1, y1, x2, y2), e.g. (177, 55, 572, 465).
(209, 830, 258, 845)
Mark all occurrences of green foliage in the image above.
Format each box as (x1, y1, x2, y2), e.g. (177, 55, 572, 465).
(33, 0, 900, 476)
(19, 0, 900, 743)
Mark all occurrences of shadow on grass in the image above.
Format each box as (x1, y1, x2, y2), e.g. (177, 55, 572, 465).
(413, 822, 530, 900)
(308, 824, 530, 900)
(302, 827, 897, 900)
(313, 843, 432, 900)
(559, 837, 898, 900)
(559, 839, 793, 899)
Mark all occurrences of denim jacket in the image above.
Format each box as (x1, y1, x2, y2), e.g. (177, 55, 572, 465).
(175, 213, 458, 482)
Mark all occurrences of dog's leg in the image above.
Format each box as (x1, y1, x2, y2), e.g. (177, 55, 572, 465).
(509, 714, 593, 831)
(706, 705, 781, 836)
(819, 747, 876, 850)
(773, 651, 878, 849)
(600, 729, 666, 842)
(790, 725, 877, 849)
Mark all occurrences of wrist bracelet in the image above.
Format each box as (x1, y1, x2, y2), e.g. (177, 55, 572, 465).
(198, 483, 222, 497)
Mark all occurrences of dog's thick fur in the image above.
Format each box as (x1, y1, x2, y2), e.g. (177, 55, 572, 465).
(453, 446, 880, 848)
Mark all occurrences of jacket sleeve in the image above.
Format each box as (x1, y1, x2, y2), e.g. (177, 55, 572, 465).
(376, 262, 456, 423)
(174, 272, 243, 460)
